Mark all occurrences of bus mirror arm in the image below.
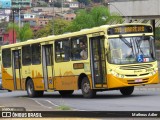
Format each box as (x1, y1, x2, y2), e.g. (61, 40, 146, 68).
(105, 36, 109, 53)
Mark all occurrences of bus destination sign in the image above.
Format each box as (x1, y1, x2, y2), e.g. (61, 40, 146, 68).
(107, 25, 152, 35)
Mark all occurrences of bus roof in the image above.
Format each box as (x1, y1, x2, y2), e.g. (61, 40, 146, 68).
(1, 23, 152, 49)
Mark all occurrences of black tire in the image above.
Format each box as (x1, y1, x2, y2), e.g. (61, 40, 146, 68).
(120, 86, 134, 96)
(36, 91, 44, 97)
(59, 90, 74, 97)
(81, 77, 96, 98)
(26, 79, 44, 97)
(8, 90, 12, 92)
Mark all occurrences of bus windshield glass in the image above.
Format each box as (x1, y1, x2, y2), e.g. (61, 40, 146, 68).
(108, 36, 156, 64)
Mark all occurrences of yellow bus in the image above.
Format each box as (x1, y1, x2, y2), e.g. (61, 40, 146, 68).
(1, 23, 159, 98)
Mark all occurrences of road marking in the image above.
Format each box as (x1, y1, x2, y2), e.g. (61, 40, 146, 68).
(29, 98, 86, 111)
(45, 100, 59, 107)
(45, 100, 86, 111)
(30, 98, 52, 109)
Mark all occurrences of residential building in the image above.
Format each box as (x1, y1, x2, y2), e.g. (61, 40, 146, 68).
(12, 0, 31, 8)
(22, 18, 37, 27)
(32, 7, 70, 14)
(23, 14, 36, 19)
(69, 2, 79, 9)
(0, 15, 9, 22)
(66, 0, 73, 2)
(0, 30, 16, 44)
(38, 18, 49, 26)
(64, 13, 76, 21)
(55, 12, 76, 21)
(0, 0, 11, 9)
(0, 9, 11, 23)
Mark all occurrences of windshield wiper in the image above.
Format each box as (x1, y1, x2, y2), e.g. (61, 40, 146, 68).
(120, 37, 132, 48)
(135, 38, 144, 56)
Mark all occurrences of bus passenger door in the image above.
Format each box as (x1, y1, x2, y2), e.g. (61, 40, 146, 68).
(12, 50, 22, 90)
(90, 36, 107, 88)
(42, 45, 54, 90)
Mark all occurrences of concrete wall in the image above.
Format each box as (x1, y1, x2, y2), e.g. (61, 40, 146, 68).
(109, 0, 160, 17)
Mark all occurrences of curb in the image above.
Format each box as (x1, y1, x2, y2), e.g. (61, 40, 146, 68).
(135, 87, 160, 91)
(135, 84, 160, 91)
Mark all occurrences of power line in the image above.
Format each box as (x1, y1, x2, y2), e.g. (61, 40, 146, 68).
(107, 3, 125, 17)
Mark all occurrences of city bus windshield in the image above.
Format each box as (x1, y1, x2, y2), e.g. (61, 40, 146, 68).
(108, 36, 156, 64)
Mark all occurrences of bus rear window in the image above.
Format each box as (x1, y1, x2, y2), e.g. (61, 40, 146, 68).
(2, 48, 11, 68)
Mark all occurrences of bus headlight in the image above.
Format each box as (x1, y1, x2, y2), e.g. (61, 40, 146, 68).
(149, 70, 157, 76)
(111, 71, 124, 78)
(153, 70, 157, 75)
(155, 68, 158, 71)
(120, 75, 125, 78)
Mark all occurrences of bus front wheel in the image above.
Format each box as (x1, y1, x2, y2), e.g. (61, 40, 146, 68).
(81, 77, 96, 98)
(120, 86, 134, 96)
(26, 79, 44, 97)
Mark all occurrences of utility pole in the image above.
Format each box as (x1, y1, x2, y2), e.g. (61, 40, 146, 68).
(151, 20, 155, 41)
(61, 0, 63, 13)
(19, 4, 21, 28)
(12, 9, 15, 43)
(52, 0, 54, 35)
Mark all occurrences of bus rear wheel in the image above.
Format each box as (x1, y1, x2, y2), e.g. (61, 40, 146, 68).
(26, 79, 44, 97)
(120, 86, 134, 96)
(81, 77, 96, 98)
(59, 90, 74, 97)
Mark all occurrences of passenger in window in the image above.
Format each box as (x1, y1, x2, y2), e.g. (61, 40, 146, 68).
(80, 41, 87, 59)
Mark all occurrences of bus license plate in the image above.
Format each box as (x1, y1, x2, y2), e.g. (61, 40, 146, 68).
(135, 79, 142, 82)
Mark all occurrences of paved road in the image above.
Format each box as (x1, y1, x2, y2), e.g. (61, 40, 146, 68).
(0, 86, 160, 111)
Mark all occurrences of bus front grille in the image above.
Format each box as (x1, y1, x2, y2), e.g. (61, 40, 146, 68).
(125, 73, 149, 77)
(125, 75, 138, 77)
(120, 64, 153, 70)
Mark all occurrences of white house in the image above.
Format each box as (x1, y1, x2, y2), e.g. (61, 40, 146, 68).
(69, 2, 79, 8)
(23, 14, 36, 19)
(66, 0, 73, 2)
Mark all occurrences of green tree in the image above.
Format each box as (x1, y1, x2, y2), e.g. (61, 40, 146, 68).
(67, 6, 123, 32)
(7, 22, 33, 42)
(34, 18, 71, 38)
(18, 23, 33, 42)
(54, 18, 71, 35)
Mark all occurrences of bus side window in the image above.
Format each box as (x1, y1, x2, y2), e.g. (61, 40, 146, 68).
(71, 36, 88, 60)
(2, 48, 11, 68)
(55, 39, 70, 62)
(32, 44, 41, 65)
(22, 45, 31, 66)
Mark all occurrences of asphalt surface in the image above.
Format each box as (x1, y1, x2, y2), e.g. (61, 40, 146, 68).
(0, 86, 160, 119)
(0, 84, 160, 111)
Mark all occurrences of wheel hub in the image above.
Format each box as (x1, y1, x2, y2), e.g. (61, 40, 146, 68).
(28, 82, 33, 94)
(83, 82, 90, 93)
